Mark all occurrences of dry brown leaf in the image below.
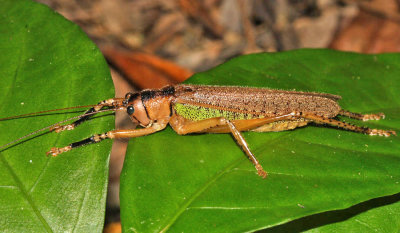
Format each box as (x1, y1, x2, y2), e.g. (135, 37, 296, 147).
(330, 10, 400, 53)
(103, 48, 193, 89)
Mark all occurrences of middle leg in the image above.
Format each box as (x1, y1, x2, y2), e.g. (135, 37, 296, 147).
(47, 121, 167, 156)
(169, 114, 298, 178)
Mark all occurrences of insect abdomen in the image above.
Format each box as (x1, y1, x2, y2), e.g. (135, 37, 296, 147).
(251, 119, 310, 132)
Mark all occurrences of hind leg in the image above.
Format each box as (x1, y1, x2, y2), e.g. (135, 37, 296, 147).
(297, 112, 396, 137)
(339, 110, 385, 121)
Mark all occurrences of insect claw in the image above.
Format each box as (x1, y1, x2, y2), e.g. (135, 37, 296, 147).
(256, 164, 268, 178)
(49, 125, 59, 132)
(50, 124, 75, 133)
(362, 113, 385, 121)
(46, 147, 60, 157)
(46, 146, 72, 156)
(258, 170, 268, 179)
(368, 129, 397, 137)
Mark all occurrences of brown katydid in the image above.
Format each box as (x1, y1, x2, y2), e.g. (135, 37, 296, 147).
(0, 84, 396, 178)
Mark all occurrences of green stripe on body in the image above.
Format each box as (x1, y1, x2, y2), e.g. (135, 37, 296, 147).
(174, 103, 259, 121)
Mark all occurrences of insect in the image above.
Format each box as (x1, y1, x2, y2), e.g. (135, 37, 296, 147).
(1, 85, 396, 178)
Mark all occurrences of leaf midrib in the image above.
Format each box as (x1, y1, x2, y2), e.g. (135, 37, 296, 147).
(0, 153, 53, 232)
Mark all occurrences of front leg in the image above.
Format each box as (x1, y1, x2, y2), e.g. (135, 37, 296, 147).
(47, 122, 167, 156)
(51, 98, 124, 133)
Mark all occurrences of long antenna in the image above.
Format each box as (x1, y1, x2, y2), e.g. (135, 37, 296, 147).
(0, 105, 97, 121)
(0, 108, 117, 152)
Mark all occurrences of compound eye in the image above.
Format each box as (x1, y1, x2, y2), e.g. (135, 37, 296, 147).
(127, 105, 135, 115)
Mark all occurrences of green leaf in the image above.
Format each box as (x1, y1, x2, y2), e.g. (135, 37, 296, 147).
(262, 193, 400, 232)
(120, 50, 400, 232)
(0, 0, 113, 232)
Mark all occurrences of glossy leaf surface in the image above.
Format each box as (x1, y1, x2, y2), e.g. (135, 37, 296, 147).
(0, 0, 114, 232)
(120, 50, 400, 232)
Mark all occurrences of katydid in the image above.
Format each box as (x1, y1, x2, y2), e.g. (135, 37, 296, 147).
(1, 85, 396, 178)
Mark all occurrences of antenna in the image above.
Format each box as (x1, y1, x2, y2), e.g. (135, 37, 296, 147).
(0, 108, 117, 152)
(0, 105, 97, 121)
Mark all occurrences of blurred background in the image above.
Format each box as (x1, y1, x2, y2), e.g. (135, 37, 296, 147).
(34, 0, 400, 231)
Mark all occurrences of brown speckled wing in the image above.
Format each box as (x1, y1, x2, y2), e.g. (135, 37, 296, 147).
(174, 84, 342, 118)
